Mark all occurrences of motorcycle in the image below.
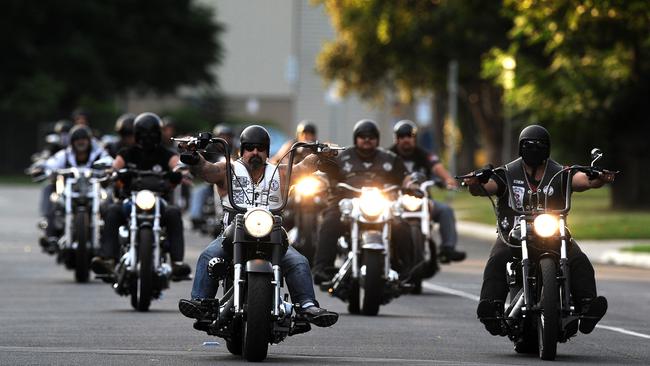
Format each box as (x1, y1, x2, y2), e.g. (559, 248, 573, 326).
(33, 162, 110, 282)
(108, 168, 182, 311)
(396, 179, 445, 293)
(286, 172, 328, 264)
(456, 148, 617, 360)
(322, 183, 418, 316)
(175, 135, 341, 361)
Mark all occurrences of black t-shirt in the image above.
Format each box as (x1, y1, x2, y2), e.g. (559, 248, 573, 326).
(389, 145, 440, 179)
(118, 145, 176, 172)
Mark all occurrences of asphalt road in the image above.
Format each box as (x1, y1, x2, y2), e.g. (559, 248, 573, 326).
(0, 186, 648, 365)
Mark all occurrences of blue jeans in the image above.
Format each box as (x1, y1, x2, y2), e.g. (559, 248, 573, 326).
(191, 236, 316, 307)
(430, 200, 458, 250)
(189, 184, 212, 220)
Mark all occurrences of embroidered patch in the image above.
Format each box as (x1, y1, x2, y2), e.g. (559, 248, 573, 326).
(513, 179, 525, 184)
(512, 186, 525, 209)
(270, 179, 280, 191)
(543, 185, 554, 196)
(383, 162, 393, 171)
(404, 161, 414, 173)
(343, 162, 353, 173)
(363, 162, 373, 169)
(152, 164, 162, 173)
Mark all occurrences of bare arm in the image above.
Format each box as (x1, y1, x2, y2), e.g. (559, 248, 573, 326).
(572, 171, 615, 192)
(279, 154, 319, 183)
(432, 163, 459, 189)
(190, 153, 227, 185)
(112, 155, 126, 170)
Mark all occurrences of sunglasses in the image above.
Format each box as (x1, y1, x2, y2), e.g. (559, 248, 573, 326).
(242, 143, 267, 152)
(396, 133, 415, 139)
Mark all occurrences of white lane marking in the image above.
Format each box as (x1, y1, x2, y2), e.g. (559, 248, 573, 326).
(423, 280, 650, 341)
(422, 282, 480, 302)
(595, 325, 650, 340)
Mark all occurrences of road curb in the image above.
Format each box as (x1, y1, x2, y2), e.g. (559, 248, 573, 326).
(457, 220, 650, 269)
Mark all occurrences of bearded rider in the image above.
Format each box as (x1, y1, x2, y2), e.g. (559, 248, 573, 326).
(390, 120, 466, 264)
(178, 125, 339, 330)
(462, 125, 613, 336)
(311, 119, 420, 284)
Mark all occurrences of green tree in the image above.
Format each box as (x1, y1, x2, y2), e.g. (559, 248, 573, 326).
(0, 0, 223, 172)
(316, 0, 512, 165)
(485, 0, 650, 208)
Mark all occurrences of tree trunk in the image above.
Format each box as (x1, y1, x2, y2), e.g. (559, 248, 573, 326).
(460, 81, 504, 166)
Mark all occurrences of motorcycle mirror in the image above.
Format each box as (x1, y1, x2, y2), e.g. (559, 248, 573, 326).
(590, 148, 603, 166)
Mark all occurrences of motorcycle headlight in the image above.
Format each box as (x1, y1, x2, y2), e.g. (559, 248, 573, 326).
(244, 208, 274, 238)
(135, 190, 156, 210)
(401, 195, 423, 211)
(295, 176, 322, 197)
(100, 189, 108, 201)
(55, 176, 65, 195)
(533, 214, 559, 238)
(359, 188, 387, 218)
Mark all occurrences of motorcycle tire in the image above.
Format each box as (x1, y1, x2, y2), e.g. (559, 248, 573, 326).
(360, 250, 384, 316)
(242, 272, 272, 362)
(537, 257, 559, 360)
(297, 213, 317, 265)
(74, 212, 90, 283)
(348, 279, 361, 314)
(130, 228, 154, 312)
(409, 225, 426, 294)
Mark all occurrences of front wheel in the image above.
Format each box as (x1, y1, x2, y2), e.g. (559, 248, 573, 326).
(242, 272, 272, 361)
(74, 212, 90, 283)
(538, 257, 559, 360)
(360, 250, 385, 316)
(130, 228, 154, 312)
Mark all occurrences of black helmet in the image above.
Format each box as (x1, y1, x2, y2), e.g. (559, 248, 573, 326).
(239, 125, 270, 156)
(213, 124, 234, 137)
(352, 119, 380, 144)
(69, 125, 92, 142)
(54, 120, 72, 134)
(518, 125, 551, 167)
(134, 112, 162, 150)
(115, 113, 136, 136)
(393, 120, 418, 137)
(71, 108, 89, 122)
(296, 120, 317, 138)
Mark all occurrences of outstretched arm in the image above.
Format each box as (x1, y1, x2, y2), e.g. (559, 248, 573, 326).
(572, 171, 615, 192)
(190, 153, 227, 185)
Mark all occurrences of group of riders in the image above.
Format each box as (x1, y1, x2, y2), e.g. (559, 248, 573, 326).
(29, 110, 614, 359)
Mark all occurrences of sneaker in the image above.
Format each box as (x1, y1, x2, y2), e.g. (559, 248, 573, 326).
(91, 257, 115, 275)
(296, 305, 339, 327)
(477, 299, 504, 336)
(579, 296, 608, 334)
(171, 262, 192, 281)
(439, 247, 466, 263)
(178, 299, 209, 320)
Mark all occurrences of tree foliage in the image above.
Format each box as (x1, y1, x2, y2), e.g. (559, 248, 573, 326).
(316, 0, 512, 164)
(0, 0, 222, 121)
(485, 0, 650, 208)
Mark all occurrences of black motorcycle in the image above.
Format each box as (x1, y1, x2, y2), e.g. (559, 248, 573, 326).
(108, 168, 182, 311)
(286, 172, 328, 264)
(175, 136, 339, 361)
(457, 148, 617, 360)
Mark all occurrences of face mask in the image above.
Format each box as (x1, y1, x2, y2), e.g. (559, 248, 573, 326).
(138, 133, 159, 151)
(520, 140, 549, 167)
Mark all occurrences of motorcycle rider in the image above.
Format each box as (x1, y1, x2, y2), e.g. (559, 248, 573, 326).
(106, 113, 136, 158)
(91, 112, 191, 280)
(40, 125, 111, 253)
(390, 120, 466, 263)
(271, 120, 317, 164)
(312, 119, 419, 284)
(177, 125, 339, 330)
(462, 125, 613, 336)
(188, 124, 237, 230)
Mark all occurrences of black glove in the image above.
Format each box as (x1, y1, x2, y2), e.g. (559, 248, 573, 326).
(475, 164, 494, 184)
(586, 168, 601, 180)
(180, 152, 201, 166)
(166, 171, 183, 185)
(317, 156, 340, 177)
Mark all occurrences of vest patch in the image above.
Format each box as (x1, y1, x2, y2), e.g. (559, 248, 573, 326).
(543, 185, 554, 196)
(512, 186, 525, 209)
(363, 162, 373, 169)
(513, 179, 525, 184)
(383, 162, 392, 171)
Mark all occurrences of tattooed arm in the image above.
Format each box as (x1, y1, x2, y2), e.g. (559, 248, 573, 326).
(190, 153, 227, 185)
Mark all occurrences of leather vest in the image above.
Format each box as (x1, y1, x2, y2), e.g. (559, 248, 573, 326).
(496, 158, 568, 232)
(222, 160, 283, 225)
(337, 147, 403, 188)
